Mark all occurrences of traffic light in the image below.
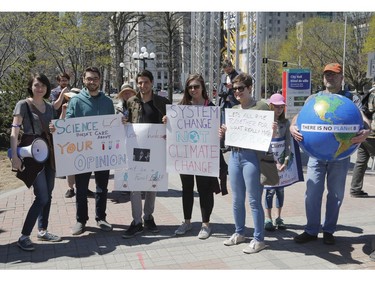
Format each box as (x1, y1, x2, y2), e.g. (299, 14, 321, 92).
(262, 58, 268, 64)
(282, 61, 288, 67)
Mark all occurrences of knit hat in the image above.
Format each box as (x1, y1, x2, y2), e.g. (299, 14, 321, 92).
(268, 93, 285, 105)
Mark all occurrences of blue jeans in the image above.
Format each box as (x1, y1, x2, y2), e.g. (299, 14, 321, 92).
(229, 149, 264, 242)
(75, 170, 110, 223)
(264, 188, 284, 209)
(21, 164, 55, 236)
(305, 157, 349, 235)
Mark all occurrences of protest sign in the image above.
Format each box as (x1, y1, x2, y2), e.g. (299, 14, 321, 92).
(52, 114, 126, 177)
(114, 124, 168, 192)
(264, 137, 304, 189)
(224, 108, 274, 151)
(166, 104, 220, 177)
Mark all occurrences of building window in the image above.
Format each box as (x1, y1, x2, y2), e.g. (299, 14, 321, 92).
(157, 72, 161, 79)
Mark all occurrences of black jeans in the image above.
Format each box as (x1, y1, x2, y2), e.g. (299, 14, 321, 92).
(75, 170, 110, 223)
(350, 138, 375, 193)
(179, 174, 214, 223)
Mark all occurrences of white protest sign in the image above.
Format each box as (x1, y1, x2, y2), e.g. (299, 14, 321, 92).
(264, 137, 304, 189)
(52, 114, 126, 177)
(166, 104, 220, 177)
(224, 108, 274, 152)
(114, 124, 168, 192)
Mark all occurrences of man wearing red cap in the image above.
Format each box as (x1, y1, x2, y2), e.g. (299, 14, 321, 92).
(290, 63, 370, 245)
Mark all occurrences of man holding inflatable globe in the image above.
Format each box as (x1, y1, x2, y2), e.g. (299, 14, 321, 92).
(290, 63, 370, 245)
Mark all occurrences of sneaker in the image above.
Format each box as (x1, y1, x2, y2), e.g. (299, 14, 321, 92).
(350, 190, 368, 198)
(37, 231, 62, 242)
(122, 221, 144, 238)
(97, 220, 113, 232)
(197, 226, 211, 239)
(144, 218, 159, 233)
(72, 222, 86, 235)
(223, 233, 246, 246)
(87, 189, 95, 198)
(175, 222, 193, 235)
(243, 239, 266, 254)
(17, 237, 35, 251)
(323, 232, 335, 245)
(275, 217, 286, 230)
(65, 188, 75, 198)
(370, 250, 375, 261)
(294, 231, 318, 244)
(264, 219, 276, 231)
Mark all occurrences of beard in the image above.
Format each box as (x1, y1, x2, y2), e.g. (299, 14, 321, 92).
(86, 84, 100, 92)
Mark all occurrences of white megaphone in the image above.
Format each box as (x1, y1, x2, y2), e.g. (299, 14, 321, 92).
(8, 138, 49, 163)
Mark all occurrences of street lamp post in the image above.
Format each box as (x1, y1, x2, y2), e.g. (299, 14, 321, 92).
(119, 62, 125, 85)
(132, 46, 156, 70)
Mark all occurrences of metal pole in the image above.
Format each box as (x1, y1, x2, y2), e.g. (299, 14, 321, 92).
(342, 14, 347, 90)
(264, 23, 268, 99)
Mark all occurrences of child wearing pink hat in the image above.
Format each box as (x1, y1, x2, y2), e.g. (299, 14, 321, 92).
(264, 93, 291, 231)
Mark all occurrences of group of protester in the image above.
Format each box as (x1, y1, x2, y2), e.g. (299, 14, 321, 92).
(9, 61, 374, 261)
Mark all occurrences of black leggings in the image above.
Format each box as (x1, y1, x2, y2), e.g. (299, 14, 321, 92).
(179, 174, 214, 223)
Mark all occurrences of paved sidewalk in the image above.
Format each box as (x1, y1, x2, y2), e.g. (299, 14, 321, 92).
(0, 152, 374, 272)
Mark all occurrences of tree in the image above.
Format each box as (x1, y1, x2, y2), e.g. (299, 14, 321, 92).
(279, 14, 373, 92)
(0, 13, 36, 148)
(109, 12, 145, 92)
(24, 12, 112, 88)
(145, 12, 190, 101)
(363, 14, 375, 54)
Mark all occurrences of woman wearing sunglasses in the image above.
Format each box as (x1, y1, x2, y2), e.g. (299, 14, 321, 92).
(172, 73, 226, 239)
(220, 72, 273, 254)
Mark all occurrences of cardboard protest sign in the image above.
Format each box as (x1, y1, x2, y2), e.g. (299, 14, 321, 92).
(165, 104, 220, 177)
(52, 114, 126, 177)
(114, 124, 168, 192)
(225, 108, 274, 152)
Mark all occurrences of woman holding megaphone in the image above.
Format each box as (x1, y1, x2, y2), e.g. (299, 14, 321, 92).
(10, 73, 62, 251)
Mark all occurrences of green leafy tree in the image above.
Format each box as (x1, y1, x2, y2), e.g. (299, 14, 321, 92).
(0, 13, 35, 148)
(279, 14, 372, 92)
(25, 12, 111, 88)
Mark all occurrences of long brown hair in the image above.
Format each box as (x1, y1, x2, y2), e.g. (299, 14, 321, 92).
(179, 73, 208, 105)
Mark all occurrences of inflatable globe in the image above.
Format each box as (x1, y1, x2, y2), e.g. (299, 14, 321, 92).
(297, 93, 363, 161)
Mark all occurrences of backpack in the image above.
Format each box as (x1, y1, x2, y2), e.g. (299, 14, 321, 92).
(361, 93, 373, 120)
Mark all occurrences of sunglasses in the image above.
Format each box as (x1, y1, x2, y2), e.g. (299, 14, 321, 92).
(187, 84, 201, 90)
(233, 86, 246, 92)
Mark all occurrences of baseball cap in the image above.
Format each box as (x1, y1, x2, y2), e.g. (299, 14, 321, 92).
(268, 93, 285, 105)
(323, 63, 342, 74)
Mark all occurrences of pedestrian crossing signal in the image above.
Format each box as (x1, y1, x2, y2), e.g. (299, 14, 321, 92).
(262, 58, 268, 63)
(282, 61, 288, 67)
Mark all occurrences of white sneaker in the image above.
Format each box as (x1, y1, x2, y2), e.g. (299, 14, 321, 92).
(197, 226, 211, 239)
(175, 222, 192, 235)
(223, 233, 246, 246)
(242, 239, 266, 254)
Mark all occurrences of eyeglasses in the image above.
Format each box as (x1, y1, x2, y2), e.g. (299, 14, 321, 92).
(233, 86, 246, 92)
(187, 84, 201, 90)
(85, 77, 100, 82)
